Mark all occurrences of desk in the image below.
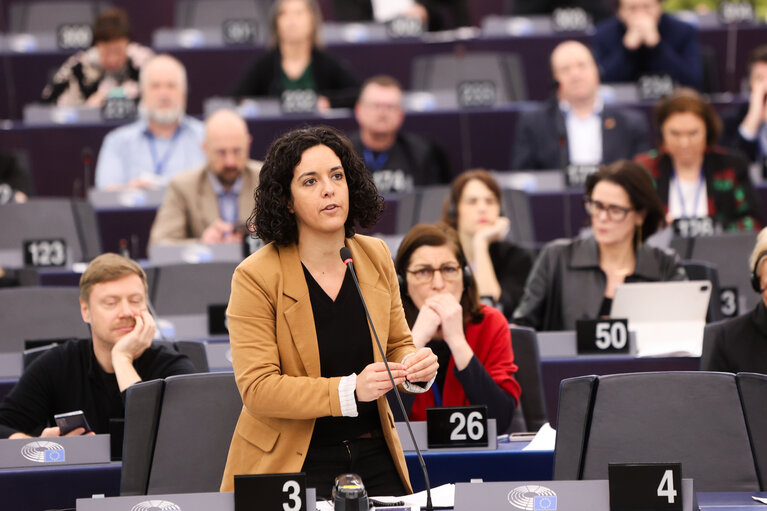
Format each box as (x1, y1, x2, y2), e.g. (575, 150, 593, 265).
(0, 97, 746, 201)
(406, 442, 554, 492)
(0, 447, 551, 511)
(0, 461, 121, 511)
(698, 491, 767, 510)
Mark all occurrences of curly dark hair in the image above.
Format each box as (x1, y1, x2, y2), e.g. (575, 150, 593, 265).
(248, 125, 384, 246)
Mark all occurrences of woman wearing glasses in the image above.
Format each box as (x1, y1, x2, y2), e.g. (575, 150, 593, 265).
(394, 223, 521, 433)
(512, 160, 687, 331)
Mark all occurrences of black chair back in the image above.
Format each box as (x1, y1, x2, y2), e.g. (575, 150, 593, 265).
(121, 379, 166, 495)
(554, 372, 760, 492)
(509, 326, 547, 432)
(146, 372, 241, 494)
(736, 372, 767, 490)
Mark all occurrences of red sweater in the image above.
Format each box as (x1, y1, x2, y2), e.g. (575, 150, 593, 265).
(408, 306, 521, 421)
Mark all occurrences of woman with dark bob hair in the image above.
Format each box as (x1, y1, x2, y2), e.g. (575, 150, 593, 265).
(220, 126, 438, 497)
(441, 169, 533, 319)
(394, 223, 521, 433)
(513, 160, 687, 331)
(635, 87, 762, 232)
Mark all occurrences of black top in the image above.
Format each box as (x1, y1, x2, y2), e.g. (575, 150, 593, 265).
(0, 152, 31, 195)
(349, 131, 452, 193)
(232, 47, 360, 108)
(303, 265, 380, 446)
(701, 301, 767, 373)
(0, 338, 196, 438)
(489, 241, 534, 320)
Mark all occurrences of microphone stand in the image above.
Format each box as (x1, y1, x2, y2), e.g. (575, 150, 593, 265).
(341, 248, 447, 511)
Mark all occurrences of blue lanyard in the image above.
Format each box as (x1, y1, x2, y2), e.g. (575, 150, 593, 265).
(363, 148, 389, 171)
(147, 128, 182, 176)
(432, 382, 443, 407)
(673, 170, 705, 218)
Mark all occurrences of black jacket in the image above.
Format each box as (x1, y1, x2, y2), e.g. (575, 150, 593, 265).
(701, 301, 767, 374)
(349, 131, 451, 193)
(511, 97, 650, 170)
(232, 47, 359, 108)
(592, 13, 703, 89)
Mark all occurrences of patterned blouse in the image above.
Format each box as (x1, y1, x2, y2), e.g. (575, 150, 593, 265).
(41, 42, 154, 107)
(635, 147, 763, 232)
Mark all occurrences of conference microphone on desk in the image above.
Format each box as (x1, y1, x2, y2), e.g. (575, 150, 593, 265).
(340, 247, 449, 511)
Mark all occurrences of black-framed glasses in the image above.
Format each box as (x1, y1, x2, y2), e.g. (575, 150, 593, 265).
(584, 198, 633, 222)
(407, 264, 461, 284)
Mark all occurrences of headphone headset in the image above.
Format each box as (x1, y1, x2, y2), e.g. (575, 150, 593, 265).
(751, 250, 767, 293)
(397, 264, 473, 296)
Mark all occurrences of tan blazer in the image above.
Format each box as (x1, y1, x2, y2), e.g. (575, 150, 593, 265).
(220, 235, 415, 493)
(148, 161, 261, 246)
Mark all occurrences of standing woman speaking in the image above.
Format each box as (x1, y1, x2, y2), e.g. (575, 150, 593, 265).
(220, 126, 438, 497)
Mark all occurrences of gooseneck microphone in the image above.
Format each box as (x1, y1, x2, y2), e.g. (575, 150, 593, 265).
(340, 247, 444, 511)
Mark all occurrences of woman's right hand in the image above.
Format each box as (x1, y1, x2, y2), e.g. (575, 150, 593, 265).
(410, 305, 442, 349)
(474, 217, 510, 245)
(355, 362, 406, 402)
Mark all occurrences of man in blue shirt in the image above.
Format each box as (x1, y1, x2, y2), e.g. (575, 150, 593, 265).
(148, 109, 261, 246)
(592, 0, 703, 90)
(94, 54, 205, 190)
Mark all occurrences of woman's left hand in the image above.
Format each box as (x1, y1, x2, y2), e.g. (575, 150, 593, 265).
(403, 347, 438, 384)
(425, 294, 474, 371)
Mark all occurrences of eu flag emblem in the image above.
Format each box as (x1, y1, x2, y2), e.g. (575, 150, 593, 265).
(44, 449, 65, 462)
(534, 496, 557, 510)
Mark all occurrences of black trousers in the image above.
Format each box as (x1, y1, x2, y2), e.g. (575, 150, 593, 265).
(302, 437, 407, 500)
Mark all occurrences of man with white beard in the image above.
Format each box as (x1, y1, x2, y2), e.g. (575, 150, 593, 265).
(95, 54, 205, 190)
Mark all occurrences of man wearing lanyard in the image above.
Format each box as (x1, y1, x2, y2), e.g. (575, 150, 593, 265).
(95, 54, 205, 190)
(349, 75, 451, 193)
(148, 109, 261, 246)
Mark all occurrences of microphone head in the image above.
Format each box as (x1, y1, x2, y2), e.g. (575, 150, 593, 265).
(340, 247, 353, 264)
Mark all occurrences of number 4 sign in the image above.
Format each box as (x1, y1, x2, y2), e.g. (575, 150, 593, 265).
(608, 463, 683, 511)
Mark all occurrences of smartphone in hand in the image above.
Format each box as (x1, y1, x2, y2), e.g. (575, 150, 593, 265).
(54, 410, 92, 435)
